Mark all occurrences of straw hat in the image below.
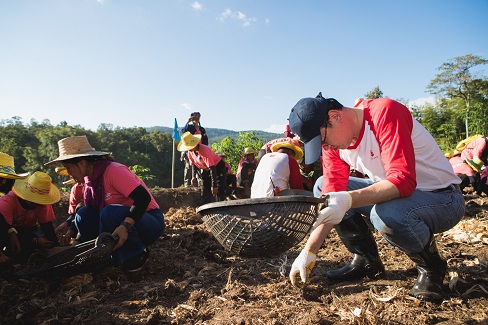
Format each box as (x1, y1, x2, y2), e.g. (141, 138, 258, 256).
(45, 135, 109, 165)
(177, 132, 202, 151)
(242, 147, 257, 156)
(270, 142, 304, 161)
(13, 171, 60, 205)
(0, 152, 29, 179)
(55, 166, 76, 185)
(62, 178, 76, 185)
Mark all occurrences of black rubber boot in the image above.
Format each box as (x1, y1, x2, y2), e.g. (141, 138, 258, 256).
(326, 213, 385, 281)
(406, 235, 447, 301)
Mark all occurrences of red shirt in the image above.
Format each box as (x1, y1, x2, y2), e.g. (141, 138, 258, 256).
(0, 191, 55, 227)
(321, 98, 460, 196)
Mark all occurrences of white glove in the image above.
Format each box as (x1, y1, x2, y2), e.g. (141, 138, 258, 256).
(312, 191, 352, 230)
(289, 249, 316, 286)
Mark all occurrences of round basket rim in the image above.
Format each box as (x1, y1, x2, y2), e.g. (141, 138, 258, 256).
(196, 195, 326, 214)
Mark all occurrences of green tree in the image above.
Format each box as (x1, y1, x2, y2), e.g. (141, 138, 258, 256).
(365, 86, 384, 99)
(427, 54, 488, 137)
(212, 132, 263, 173)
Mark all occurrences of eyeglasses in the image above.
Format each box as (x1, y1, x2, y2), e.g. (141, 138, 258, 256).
(320, 119, 332, 145)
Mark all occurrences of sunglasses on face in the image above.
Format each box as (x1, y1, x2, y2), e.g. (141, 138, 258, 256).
(191, 112, 201, 117)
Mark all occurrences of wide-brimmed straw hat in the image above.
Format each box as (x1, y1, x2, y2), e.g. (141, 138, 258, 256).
(242, 147, 257, 156)
(270, 141, 304, 161)
(13, 171, 60, 205)
(177, 132, 202, 151)
(45, 135, 109, 166)
(0, 153, 29, 179)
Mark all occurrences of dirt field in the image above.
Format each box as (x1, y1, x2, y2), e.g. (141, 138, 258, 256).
(1, 187, 487, 325)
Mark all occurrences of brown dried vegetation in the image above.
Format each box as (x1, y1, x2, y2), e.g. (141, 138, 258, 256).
(0, 187, 487, 324)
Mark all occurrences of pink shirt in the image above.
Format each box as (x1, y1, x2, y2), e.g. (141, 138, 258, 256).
(449, 156, 475, 177)
(236, 156, 259, 179)
(0, 191, 55, 227)
(480, 168, 488, 185)
(188, 144, 221, 170)
(68, 183, 84, 214)
(102, 162, 160, 211)
(461, 137, 488, 161)
(321, 98, 460, 196)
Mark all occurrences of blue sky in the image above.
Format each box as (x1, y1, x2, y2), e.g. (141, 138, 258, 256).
(1, 0, 487, 133)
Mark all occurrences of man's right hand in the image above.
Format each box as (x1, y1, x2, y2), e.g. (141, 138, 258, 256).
(289, 249, 317, 286)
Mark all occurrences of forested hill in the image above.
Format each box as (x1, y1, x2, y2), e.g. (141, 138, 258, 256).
(146, 126, 282, 145)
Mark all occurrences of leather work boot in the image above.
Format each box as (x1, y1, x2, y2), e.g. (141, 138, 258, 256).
(406, 235, 447, 301)
(326, 213, 385, 281)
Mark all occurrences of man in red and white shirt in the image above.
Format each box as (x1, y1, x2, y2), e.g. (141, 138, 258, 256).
(287, 94, 465, 302)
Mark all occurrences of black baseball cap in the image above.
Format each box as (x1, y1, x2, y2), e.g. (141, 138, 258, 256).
(288, 96, 343, 164)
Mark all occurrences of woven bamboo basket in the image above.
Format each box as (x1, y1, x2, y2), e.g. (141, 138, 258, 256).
(16, 232, 117, 278)
(196, 194, 326, 257)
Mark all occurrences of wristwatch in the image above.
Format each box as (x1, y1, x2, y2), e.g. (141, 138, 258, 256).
(120, 221, 134, 233)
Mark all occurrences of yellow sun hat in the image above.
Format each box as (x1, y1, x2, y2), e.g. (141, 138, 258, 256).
(55, 166, 76, 185)
(0, 152, 29, 179)
(270, 141, 304, 161)
(177, 132, 202, 151)
(12, 171, 60, 205)
(63, 178, 76, 185)
(55, 166, 69, 176)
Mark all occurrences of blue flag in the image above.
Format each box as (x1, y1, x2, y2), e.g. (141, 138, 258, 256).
(173, 118, 181, 141)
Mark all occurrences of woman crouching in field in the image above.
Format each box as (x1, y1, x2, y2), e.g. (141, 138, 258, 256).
(46, 135, 165, 273)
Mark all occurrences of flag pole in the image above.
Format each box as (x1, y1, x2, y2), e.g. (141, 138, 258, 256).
(172, 138, 175, 188)
(172, 118, 181, 189)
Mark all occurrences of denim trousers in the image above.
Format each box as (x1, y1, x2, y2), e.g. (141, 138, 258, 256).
(75, 205, 165, 266)
(314, 176, 465, 253)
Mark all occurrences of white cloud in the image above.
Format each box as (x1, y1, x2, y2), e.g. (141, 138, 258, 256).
(191, 2, 202, 11)
(263, 124, 286, 134)
(408, 97, 436, 107)
(180, 103, 193, 111)
(236, 12, 246, 20)
(218, 8, 257, 27)
(218, 8, 232, 21)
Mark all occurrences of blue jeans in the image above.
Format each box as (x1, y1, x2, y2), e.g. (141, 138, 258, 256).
(313, 176, 465, 253)
(75, 205, 165, 266)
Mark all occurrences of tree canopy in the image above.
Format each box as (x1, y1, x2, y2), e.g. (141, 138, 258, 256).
(2, 54, 487, 187)
(427, 54, 488, 137)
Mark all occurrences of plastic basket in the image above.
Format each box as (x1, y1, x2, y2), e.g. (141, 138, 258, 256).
(16, 232, 117, 278)
(196, 194, 326, 257)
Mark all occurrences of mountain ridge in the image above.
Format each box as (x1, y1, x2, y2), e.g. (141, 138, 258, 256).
(146, 126, 283, 145)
